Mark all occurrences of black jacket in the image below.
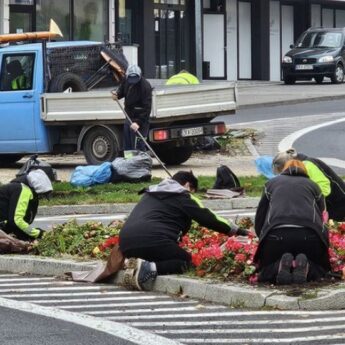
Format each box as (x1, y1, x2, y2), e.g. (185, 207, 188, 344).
(119, 179, 237, 252)
(254, 166, 327, 251)
(0, 182, 38, 234)
(297, 153, 345, 220)
(116, 77, 152, 127)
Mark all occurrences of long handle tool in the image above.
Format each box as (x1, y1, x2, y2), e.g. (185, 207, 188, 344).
(114, 98, 172, 178)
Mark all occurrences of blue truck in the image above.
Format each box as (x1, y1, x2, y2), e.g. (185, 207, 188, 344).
(0, 41, 236, 165)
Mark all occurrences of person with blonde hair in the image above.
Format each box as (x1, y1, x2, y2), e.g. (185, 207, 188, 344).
(273, 148, 345, 221)
(254, 159, 330, 285)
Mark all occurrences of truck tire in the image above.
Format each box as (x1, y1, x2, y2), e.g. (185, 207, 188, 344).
(0, 154, 24, 165)
(83, 126, 121, 165)
(155, 146, 193, 165)
(49, 72, 87, 92)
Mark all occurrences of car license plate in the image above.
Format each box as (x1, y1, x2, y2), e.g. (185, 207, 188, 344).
(181, 127, 204, 137)
(295, 64, 313, 70)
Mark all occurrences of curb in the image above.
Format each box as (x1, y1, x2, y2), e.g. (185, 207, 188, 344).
(1, 255, 344, 310)
(37, 197, 261, 216)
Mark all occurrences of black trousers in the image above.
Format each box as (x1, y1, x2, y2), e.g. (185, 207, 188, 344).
(122, 243, 192, 275)
(257, 227, 330, 283)
(123, 120, 150, 151)
(2, 223, 32, 242)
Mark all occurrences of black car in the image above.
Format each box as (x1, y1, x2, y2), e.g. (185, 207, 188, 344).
(282, 27, 345, 84)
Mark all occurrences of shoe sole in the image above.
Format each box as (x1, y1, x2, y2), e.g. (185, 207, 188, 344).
(124, 257, 144, 290)
(293, 254, 309, 284)
(276, 254, 293, 285)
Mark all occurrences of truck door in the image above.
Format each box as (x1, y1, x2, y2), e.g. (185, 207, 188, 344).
(0, 53, 36, 152)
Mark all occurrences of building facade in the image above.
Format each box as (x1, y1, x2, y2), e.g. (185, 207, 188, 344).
(1, 0, 345, 81)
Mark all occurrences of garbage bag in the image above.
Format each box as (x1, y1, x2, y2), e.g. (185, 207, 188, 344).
(111, 151, 152, 182)
(16, 154, 57, 182)
(70, 162, 112, 187)
(255, 156, 275, 179)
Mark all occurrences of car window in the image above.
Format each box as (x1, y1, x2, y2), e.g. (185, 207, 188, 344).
(0, 54, 35, 91)
(296, 32, 343, 49)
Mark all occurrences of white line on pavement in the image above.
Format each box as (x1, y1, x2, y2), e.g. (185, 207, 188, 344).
(129, 314, 345, 327)
(178, 335, 345, 344)
(0, 297, 182, 345)
(0, 286, 125, 292)
(278, 116, 345, 152)
(155, 323, 345, 333)
(3, 291, 146, 298)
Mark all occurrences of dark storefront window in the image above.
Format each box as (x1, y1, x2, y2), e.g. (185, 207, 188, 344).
(154, 2, 190, 78)
(36, 0, 70, 39)
(117, 0, 134, 44)
(74, 0, 108, 41)
(10, 0, 108, 41)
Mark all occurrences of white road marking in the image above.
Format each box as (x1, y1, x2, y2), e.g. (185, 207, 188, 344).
(278, 116, 345, 152)
(155, 323, 345, 333)
(0, 297, 182, 345)
(178, 335, 345, 344)
(25, 293, 147, 303)
(0, 285, 128, 292)
(129, 314, 345, 327)
(0, 277, 55, 282)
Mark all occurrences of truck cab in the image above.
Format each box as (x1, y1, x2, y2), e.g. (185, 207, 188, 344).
(0, 43, 46, 163)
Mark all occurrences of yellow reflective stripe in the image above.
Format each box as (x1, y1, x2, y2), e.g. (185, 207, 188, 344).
(190, 194, 204, 207)
(190, 194, 230, 226)
(14, 184, 32, 233)
(304, 160, 331, 197)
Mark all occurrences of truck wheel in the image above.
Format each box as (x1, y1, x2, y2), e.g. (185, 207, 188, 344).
(49, 72, 87, 92)
(155, 146, 193, 165)
(83, 127, 121, 165)
(0, 154, 24, 165)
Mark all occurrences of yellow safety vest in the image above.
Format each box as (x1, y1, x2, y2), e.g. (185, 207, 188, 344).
(166, 72, 200, 85)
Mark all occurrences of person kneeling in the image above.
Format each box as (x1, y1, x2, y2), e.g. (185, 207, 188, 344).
(119, 171, 248, 290)
(254, 160, 331, 285)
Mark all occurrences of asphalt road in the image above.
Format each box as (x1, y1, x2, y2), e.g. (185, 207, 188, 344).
(2, 273, 345, 345)
(219, 99, 345, 174)
(1, 305, 137, 345)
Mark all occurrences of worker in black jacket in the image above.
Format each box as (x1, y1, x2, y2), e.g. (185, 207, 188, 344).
(119, 171, 248, 290)
(0, 169, 53, 241)
(254, 160, 330, 285)
(112, 64, 152, 151)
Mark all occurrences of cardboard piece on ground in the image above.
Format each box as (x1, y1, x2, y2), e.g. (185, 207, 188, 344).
(70, 245, 124, 283)
(205, 189, 241, 199)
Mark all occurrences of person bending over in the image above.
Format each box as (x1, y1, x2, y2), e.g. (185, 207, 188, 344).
(273, 148, 345, 221)
(0, 169, 53, 241)
(255, 160, 330, 285)
(119, 170, 248, 290)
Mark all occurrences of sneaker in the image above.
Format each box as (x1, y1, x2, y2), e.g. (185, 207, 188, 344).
(133, 259, 158, 291)
(292, 253, 309, 284)
(122, 258, 141, 290)
(276, 253, 294, 285)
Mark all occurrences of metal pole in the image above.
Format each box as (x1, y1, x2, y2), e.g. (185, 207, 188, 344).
(114, 98, 173, 178)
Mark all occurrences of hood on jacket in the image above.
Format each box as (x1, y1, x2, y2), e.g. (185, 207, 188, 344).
(147, 178, 188, 194)
(126, 64, 142, 84)
(27, 169, 53, 195)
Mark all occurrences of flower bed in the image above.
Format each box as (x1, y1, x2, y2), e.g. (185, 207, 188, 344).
(33, 219, 345, 282)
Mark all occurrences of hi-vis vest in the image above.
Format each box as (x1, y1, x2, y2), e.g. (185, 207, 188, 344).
(166, 72, 200, 85)
(11, 75, 27, 90)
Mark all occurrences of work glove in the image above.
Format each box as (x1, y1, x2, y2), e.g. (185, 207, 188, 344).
(236, 228, 250, 237)
(111, 91, 118, 100)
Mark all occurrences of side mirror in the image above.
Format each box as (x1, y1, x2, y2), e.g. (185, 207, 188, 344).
(289, 44, 294, 49)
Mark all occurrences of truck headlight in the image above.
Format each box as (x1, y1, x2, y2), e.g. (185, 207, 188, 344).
(318, 56, 334, 63)
(283, 56, 292, 63)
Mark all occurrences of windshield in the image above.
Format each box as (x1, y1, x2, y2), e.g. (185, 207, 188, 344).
(296, 31, 343, 48)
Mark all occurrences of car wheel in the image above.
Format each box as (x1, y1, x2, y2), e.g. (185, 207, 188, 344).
(314, 76, 324, 84)
(331, 64, 344, 84)
(283, 76, 296, 85)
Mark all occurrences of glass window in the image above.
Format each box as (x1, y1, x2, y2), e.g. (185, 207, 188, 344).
(297, 31, 343, 48)
(0, 54, 35, 91)
(36, 0, 70, 40)
(74, 0, 108, 41)
(118, 0, 133, 44)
